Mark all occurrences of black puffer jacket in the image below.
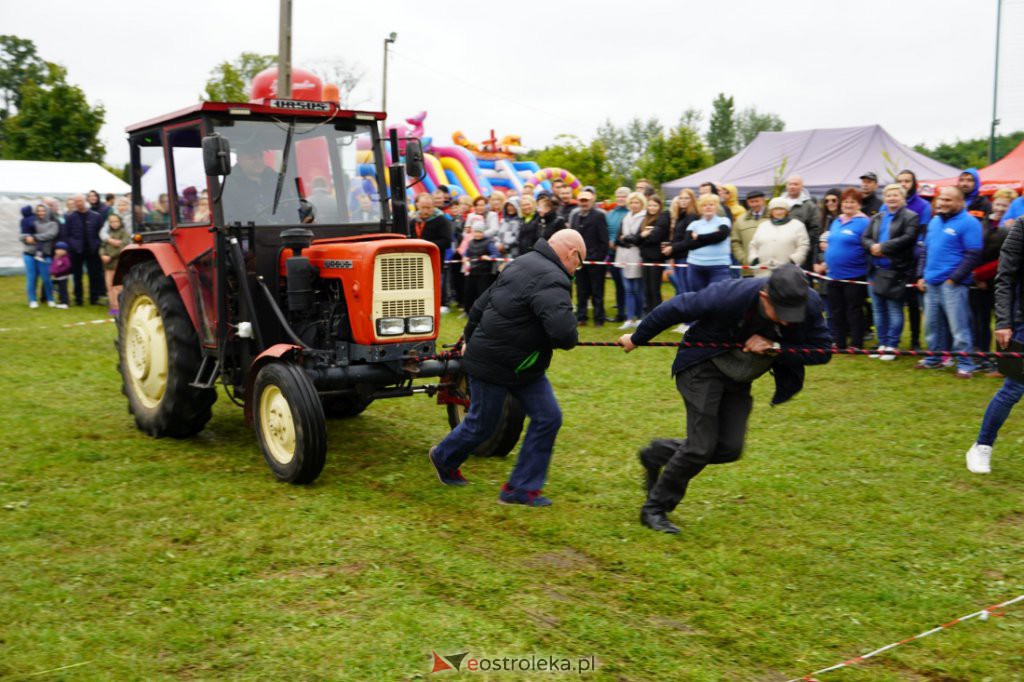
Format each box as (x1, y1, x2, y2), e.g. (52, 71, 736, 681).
(462, 238, 578, 386)
(861, 207, 920, 275)
(994, 217, 1024, 331)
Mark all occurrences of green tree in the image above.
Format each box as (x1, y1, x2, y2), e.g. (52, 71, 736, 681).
(706, 93, 737, 163)
(2, 62, 105, 161)
(0, 35, 45, 118)
(914, 131, 1024, 170)
(522, 134, 616, 198)
(595, 116, 662, 186)
(635, 116, 713, 189)
(735, 106, 784, 147)
(202, 52, 277, 102)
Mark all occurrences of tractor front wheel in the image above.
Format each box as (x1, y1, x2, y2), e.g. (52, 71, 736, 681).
(253, 362, 327, 484)
(446, 373, 525, 458)
(118, 261, 216, 438)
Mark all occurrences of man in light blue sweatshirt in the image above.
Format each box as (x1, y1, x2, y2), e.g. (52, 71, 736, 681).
(915, 187, 983, 376)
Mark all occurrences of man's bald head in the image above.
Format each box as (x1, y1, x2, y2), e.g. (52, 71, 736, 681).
(936, 186, 965, 215)
(549, 229, 586, 274)
(785, 175, 804, 198)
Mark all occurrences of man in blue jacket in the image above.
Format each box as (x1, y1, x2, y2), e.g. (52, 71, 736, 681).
(618, 265, 832, 534)
(915, 187, 984, 377)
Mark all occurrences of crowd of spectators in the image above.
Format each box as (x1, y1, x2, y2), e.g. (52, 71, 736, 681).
(423, 167, 1021, 380)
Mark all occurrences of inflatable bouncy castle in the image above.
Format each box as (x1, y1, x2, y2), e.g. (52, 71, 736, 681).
(356, 112, 583, 201)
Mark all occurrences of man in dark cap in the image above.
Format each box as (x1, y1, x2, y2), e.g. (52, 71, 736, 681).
(859, 172, 882, 216)
(731, 189, 767, 274)
(617, 264, 833, 534)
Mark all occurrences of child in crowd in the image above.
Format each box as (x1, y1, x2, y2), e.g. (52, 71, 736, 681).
(50, 242, 72, 309)
(100, 213, 130, 316)
(459, 215, 500, 313)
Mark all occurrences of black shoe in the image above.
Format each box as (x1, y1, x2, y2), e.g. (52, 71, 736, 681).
(593, 321, 605, 327)
(640, 509, 680, 534)
(638, 449, 659, 495)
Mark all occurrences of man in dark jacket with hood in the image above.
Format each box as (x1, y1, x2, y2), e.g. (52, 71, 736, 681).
(618, 265, 832, 534)
(428, 230, 585, 507)
(61, 194, 105, 306)
(958, 168, 993, 219)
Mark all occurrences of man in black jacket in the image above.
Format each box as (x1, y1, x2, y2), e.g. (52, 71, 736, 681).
(570, 189, 610, 325)
(618, 265, 832, 534)
(428, 230, 585, 507)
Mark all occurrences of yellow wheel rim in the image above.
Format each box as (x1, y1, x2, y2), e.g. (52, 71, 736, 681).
(259, 385, 296, 464)
(124, 294, 168, 409)
(453, 374, 469, 422)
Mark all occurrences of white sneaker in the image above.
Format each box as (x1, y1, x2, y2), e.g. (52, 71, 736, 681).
(28, 301, 39, 309)
(47, 300, 57, 308)
(618, 320, 634, 330)
(55, 303, 69, 309)
(966, 443, 992, 474)
(879, 346, 897, 361)
(629, 320, 640, 328)
(439, 306, 450, 314)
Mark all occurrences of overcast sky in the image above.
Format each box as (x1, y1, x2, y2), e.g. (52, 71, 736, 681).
(6, 0, 1024, 168)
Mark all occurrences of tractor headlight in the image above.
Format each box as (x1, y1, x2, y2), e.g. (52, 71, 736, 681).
(406, 316, 434, 334)
(376, 317, 406, 336)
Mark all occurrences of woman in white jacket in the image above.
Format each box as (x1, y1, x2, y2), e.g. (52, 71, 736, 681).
(747, 197, 810, 278)
(614, 192, 647, 328)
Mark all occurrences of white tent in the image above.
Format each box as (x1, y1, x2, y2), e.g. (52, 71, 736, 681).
(0, 160, 130, 272)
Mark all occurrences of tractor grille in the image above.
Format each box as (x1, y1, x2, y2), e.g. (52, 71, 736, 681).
(381, 299, 426, 318)
(379, 257, 425, 291)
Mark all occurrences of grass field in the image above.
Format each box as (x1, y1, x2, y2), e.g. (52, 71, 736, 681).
(1, 273, 1022, 681)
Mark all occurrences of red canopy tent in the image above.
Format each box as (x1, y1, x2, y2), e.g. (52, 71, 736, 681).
(921, 139, 1024, 197)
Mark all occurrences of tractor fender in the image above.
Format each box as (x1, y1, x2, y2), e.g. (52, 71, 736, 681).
(243, 344, 304, 425)
(114, 244, 201, 332)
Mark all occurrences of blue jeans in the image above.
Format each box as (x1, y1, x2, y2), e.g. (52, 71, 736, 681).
(23, 253, 52, 304)
(622, 277, 644, 320)
(870, 289, 905, 348)
(977, 326, 1024, 446)
(434, 374, 562, 491)
(923, 282, 975, 372)
(668, 264, 688, 296)
(686, 263, 730, 292)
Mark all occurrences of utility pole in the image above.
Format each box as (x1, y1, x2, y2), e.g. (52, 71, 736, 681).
(382, 32, 397, 118)
(278, 0, 293, 98)
(989, 0, 1003, 164)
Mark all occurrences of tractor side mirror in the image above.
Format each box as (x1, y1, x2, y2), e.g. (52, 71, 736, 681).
(202, 134, 232, 176)
(404, 138, 424, 180)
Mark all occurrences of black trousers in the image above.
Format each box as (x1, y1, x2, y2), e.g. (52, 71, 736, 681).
(609, 259, 626, 321)
(462, 273, 493, 314)
(70, 248, 104, 305)
(642, 362, 753, 514)
(642, 264, 663, 314)
(826, 279, 867, 348)
(908, 290, 922, 347)
(970, 287, 995, 352)
(575, 263, 606, 323)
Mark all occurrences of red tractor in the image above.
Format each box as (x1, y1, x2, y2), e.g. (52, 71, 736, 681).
(114, 97, 523, 483)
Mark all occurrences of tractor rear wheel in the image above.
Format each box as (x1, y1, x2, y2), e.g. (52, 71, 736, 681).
(253, 362, 327, 484)
(118, 260, 216, 438)
(446, 373, 525, 458)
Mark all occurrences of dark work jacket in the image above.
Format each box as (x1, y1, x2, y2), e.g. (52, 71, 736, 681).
(569, 209, 609, 261)
(638, 212, 671, 262)
(861, 192, 882, 217)
(668, 213, 698, 259)
(412, 212, 452, 258)
(861, 207, 920, 276)
(462, 238, 578, 387)
(61, 209, 104, 254)
(993, 217, 1024, 330)
(630, 278, 832, 405)
(539, 210, 566, 240)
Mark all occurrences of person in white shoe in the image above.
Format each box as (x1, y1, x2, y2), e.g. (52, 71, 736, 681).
(966, 216, 1024, 474)
(614, 193, 647, 329)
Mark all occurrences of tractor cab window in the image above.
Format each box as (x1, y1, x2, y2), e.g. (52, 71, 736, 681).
(167, 125, 209, 226)
(212, 118, 379, 228)
(132, 130, 169, 231)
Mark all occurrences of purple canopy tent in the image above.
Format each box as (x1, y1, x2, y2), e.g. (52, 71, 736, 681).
(661, 125, 960, 199)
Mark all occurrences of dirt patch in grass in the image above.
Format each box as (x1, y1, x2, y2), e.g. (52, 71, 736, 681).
(260, 561, 366, 580)
(524, 548, 600, 572)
